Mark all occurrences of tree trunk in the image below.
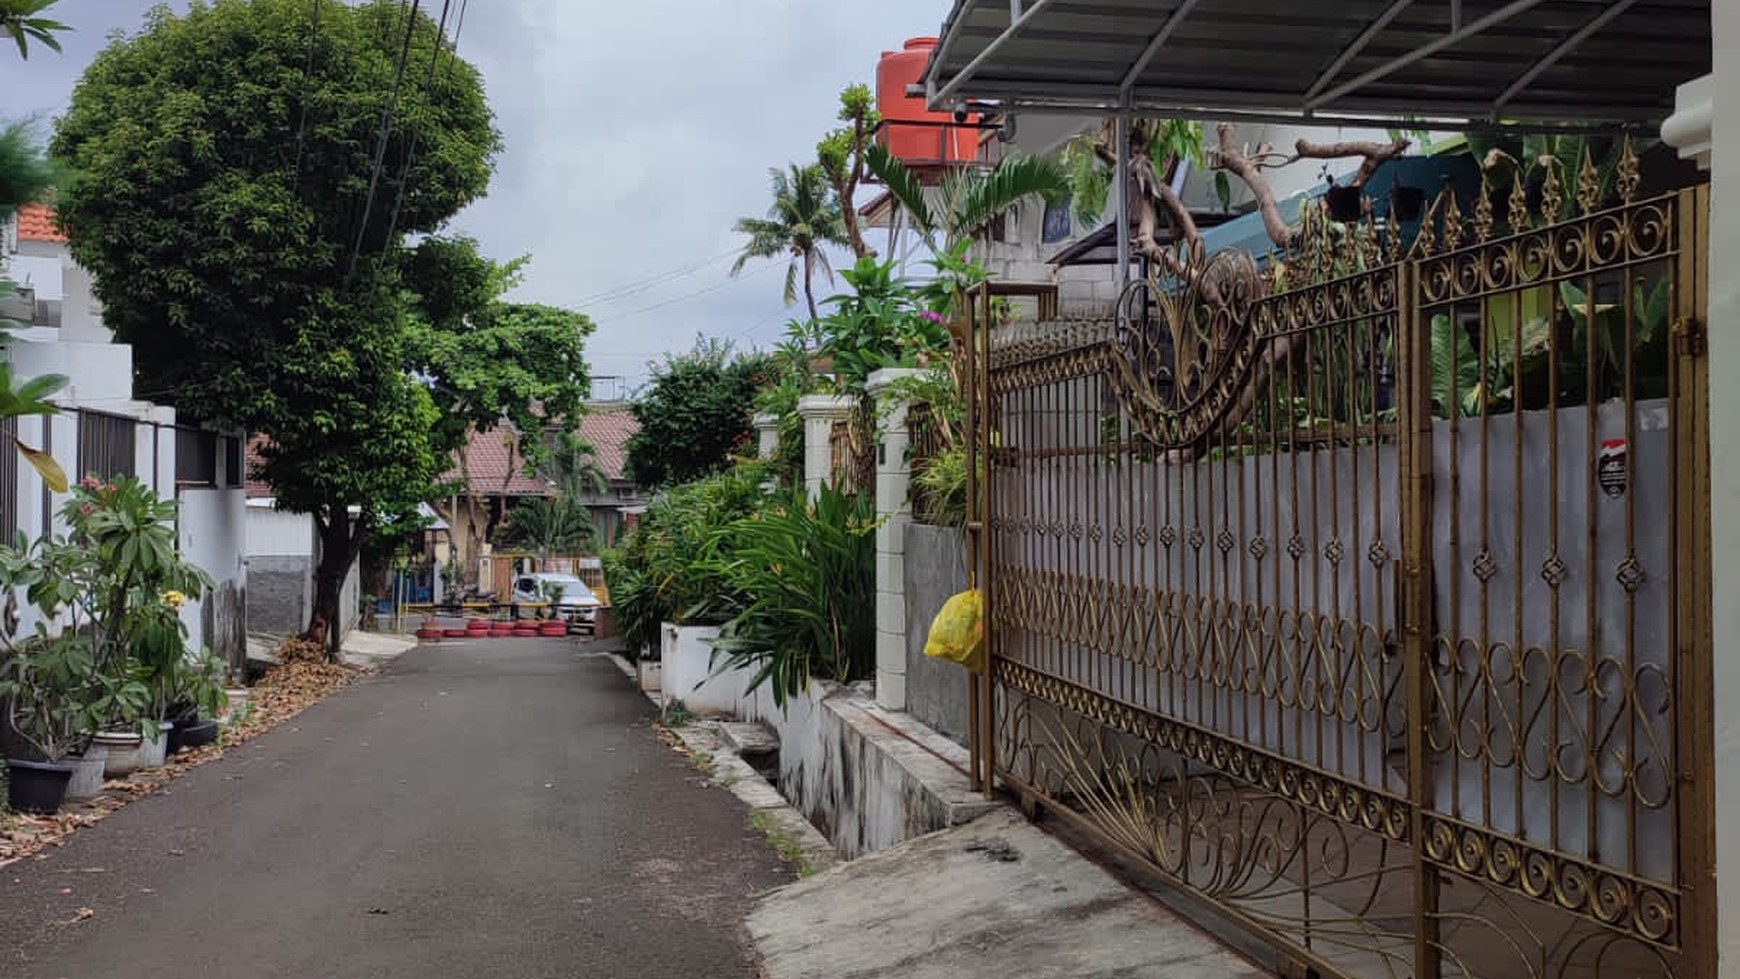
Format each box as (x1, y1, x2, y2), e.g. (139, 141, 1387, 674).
(803, 252, 819, 322)
(310, 506, 366, 660)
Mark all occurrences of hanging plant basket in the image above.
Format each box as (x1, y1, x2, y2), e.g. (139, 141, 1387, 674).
(1324, 184, 1364, 222)
(1389, 183, 1426, 221)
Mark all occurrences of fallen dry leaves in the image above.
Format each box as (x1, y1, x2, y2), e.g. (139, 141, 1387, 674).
(0, 654, 368, 870)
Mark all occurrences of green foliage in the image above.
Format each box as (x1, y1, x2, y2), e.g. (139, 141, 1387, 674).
(0, 121, 64, 217)
(609, 463, 773, 633)
(0, 0, 68, 60)
(50, 0, 512, 641)
(706, 483, 877, 708)
(600, 550, 658, 656)
(625, 338, 775, 489)
(0, 478, 216, 759)
(500, 496, 592, 559)
(732, 163, 847, 318)
(792, 257, 952, 394)
(402, 236, 594, 466)
(1061, 119, 1204, 227)
(817, 83, 880, 259)
(913, 446, 968, 528)
(53, 0, 499, 432)
(749, 332, 828, 486)
(866, 144, 1068, 255)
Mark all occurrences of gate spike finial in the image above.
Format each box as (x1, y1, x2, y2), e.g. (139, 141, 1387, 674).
(1577, 146, 1602, 215)
(1616, 137, 1641, 204)
(1474, 177, 1495, 243)
(1507, 160, 1530, 232)
(1541, 160, 1564, 223)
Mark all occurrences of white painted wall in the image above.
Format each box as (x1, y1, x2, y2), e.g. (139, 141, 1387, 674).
(246, 504, 316, 557)
(177, 487, 247, 666)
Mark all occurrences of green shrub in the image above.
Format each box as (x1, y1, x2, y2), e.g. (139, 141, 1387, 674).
(707, 483, 877, 708)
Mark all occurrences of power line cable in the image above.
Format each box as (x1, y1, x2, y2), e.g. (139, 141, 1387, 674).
(380, 0, 463, 250)
(602, 262, 782, 322)
(344, 0, 423, 289)
(576, 246, 743, 306)
(290, 0, 323, 194)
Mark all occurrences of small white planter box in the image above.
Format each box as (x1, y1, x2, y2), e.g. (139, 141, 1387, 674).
(637, 658, 663, 693)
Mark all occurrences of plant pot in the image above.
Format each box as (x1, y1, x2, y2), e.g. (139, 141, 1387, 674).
(63, 744, 110, 800)
(638, 659, 663, 693)
(5, 759, 73, 815)
(138, 722, 172, 769)
(222, 688, 250, 722)
(1389, 184, 1425, 221)
(165, 721, 187, 756)
(95, 730, 145, 778)
(177, 719, 220, 751)
(1324, 184, 1364, 222)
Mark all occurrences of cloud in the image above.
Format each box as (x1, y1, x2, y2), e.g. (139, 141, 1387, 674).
(8, 0, 951, 391)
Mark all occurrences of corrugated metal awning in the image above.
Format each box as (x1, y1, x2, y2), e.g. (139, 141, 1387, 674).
(921, 0, 1709, 129)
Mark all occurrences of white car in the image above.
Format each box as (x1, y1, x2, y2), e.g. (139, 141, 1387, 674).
(512, 573, 602, 633)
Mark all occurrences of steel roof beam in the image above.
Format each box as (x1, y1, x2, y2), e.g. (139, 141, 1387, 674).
(1119, 0, 1204, 96)
(1305, 0, 1553, 110)
(1490, 0, 1638, 117)
(1302, 0, 1417, 101)
(931, 0, 1063, 107)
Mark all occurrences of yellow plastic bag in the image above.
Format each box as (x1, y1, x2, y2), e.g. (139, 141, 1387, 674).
(924, 588, 985, 674)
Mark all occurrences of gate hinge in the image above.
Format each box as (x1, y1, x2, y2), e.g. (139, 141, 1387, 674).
(1673, 317, 1707, 358)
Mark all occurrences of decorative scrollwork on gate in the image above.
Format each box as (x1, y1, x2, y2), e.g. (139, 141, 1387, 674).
(1108, 241, 1266, 450)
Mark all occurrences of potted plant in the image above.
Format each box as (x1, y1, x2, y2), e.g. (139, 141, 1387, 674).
(1324, 183, 1364, 222)
(0, 635, 147, 813)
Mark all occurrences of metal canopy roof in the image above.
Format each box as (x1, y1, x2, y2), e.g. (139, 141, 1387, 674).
(921, 0, 1710, 129)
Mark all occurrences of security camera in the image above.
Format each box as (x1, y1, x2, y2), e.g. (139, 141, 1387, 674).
(953, 107, 969, 124)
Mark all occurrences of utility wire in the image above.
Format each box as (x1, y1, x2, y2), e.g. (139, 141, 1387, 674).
(603, 262, 781, 322)
(290, 0, 323, 194)
(380, 0, 464, 251)
(344, 0, 423, 289)
(576, 246, 743, 306)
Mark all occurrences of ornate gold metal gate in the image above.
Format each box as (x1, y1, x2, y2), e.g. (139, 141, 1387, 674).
(964, 161, 1713, 979)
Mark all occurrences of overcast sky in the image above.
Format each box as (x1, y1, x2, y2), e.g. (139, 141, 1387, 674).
(5, 0, 950, 395)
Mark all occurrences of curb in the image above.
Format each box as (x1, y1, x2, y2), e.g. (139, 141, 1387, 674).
(603, 651, 841, 876)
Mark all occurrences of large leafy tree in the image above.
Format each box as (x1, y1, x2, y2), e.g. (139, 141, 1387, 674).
(402, 236, 596, 583)
(52, 0, 501, 649)
(816, 84, 880, 261)
(624, 339, 775, 490)
(730, 163, 846, 321)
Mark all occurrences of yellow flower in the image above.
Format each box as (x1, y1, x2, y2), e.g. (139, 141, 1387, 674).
(162, 590, 187, 610)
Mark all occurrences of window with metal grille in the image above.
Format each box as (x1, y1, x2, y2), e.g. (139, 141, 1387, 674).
(176, 428, 217, 487)
(76, 411, 136, 482)
(0, 416, 18, 542)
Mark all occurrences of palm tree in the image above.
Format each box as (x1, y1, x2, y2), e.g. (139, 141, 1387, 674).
(545, 433, 610, 500)
(865, 145, 1069, 258)
(731, 164, 848, 321)
(502, 497, 593, 564)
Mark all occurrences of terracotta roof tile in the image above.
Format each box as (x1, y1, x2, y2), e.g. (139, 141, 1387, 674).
(576, 402, 639, 482)
(15, 203, 66, 243)
(245, 435, 275, 499)
(444, 426, 552, 497)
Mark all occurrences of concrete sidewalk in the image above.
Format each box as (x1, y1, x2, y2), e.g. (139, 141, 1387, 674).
(746, 808, 1268, 979)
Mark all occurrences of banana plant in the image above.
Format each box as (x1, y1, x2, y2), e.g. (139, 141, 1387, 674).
(0, 0, 68, 60)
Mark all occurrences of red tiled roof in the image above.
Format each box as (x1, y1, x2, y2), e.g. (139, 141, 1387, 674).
(444, 426, 552, 497)
(15, 203, 66, 243)
(245, 434, 275, 499)
(576, 402, 638, 482)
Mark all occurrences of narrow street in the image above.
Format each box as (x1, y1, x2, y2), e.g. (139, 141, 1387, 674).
(0, 639, 792, 979)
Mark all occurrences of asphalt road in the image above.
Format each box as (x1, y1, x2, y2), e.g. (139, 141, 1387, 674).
(0, 639, 793, 979)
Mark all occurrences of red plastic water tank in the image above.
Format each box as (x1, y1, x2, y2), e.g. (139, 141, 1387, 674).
(876, 37, 977, 166)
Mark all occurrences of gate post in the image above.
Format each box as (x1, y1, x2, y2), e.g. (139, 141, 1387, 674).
(796, 394, 857, 501)
(867, 368, 922, 710)
(1396, 259, 1441, 979)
